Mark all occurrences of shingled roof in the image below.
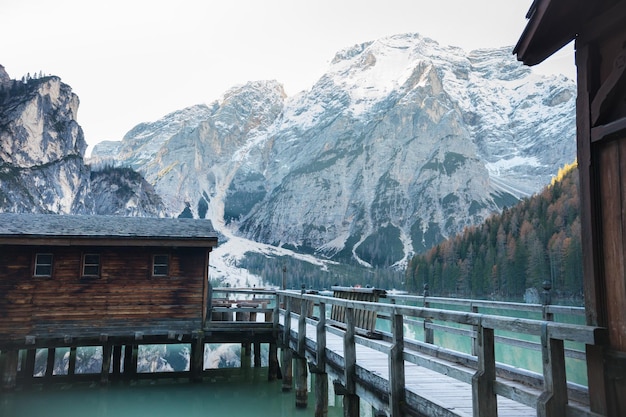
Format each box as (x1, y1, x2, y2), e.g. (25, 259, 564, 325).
(0, 213, 218, 247)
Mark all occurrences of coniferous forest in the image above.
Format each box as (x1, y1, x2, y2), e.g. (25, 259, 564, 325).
(405, 162, 583, 303)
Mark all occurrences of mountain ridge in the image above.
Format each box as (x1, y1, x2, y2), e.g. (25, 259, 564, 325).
(91, 33, 577, 270)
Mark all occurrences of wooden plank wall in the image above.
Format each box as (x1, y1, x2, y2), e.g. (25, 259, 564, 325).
(0, 246, 207, 340)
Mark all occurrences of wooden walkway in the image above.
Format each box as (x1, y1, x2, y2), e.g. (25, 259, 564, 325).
(274, 288, 606, 417)
(283, 314, 537, 417)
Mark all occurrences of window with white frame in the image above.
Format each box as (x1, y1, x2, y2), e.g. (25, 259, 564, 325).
(82, 253, 101, 277)
(152, 254, 169, 276)
(34, 253, 53, 277)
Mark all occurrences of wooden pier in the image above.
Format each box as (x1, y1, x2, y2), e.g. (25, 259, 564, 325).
(0, 286, 610, 416)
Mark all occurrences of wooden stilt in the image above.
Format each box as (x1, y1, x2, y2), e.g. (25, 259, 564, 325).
(241, 343, 251, 368)
(1, 350, 18, 390)
(45, 348, 55, 380)
(112, 345, 122, 380)
(68, 347, 77, 377)
(253, 341, 261, 367)
(281, 348, 293, 392)
(24, 349, 36, 384)
(343, 394, 359, 417)
(295, 355, 308, 408)
(101, 343, 112, 385)
(130, 345, 138, 380)
(268, 342, 280, 381)
(314, 372, 329, 417)
(190, 335, 204, 382)
(123, 345, 133, 380)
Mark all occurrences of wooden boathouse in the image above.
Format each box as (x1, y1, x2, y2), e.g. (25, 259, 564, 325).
(515, 1, 626, 415)
(0, 213, 218, 387)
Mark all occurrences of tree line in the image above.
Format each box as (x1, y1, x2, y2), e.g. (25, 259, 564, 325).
(405, 161, 582, 303)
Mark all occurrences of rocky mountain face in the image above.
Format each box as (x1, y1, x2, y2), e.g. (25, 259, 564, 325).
(0, 67, 165, 216)
(93, 34, 576, 269)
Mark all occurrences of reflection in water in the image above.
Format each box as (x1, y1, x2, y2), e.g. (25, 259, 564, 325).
(0, 368, 344, 417)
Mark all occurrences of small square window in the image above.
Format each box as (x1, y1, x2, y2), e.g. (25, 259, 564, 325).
(82, 253, 100, 277)
(34, 253, 53, 277)
(153, 254, 169, 276)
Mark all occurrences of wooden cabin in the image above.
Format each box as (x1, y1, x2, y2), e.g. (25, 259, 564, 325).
(515, 1, 626, 415)
(0, 213, 218, 348)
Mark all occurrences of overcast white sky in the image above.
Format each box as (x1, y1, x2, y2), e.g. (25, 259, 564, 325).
(1, 0, 575, 152)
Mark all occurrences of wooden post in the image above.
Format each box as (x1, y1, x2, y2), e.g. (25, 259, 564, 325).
(423, 297, 434, 345)
(314, 301, 329, 417)
(267, 307, 280, 380)
(24, 349, 36, 384)
(282, 348, 293, 392)
(472, 322, 497, 417)
(241, 343, 251, 369)
(537, 325, 568, 417)
(542, 281, 554, 321)
(343, 307, 359, 417)
(1, 350, 18, 390)
(191, 332, 204, 382)
(123, 345, 133, 380)
(268, 342, 280, 381)
(295, 296, 309, 407)
(470, 304, 479, 356)
(112, 345, 122, 379)
(130, 345, 139, 380)
(101, 342, 112, 385)
(45, 348, 55, 380)
(295, 355, 308, 408)
(315, 372, 329, 417)
(284, 296, 292, 351)
(68, 346, 77, 377)
(298, 298, 307, 357)
(253, 342, 262, 367)
(389, 310, 405, 416)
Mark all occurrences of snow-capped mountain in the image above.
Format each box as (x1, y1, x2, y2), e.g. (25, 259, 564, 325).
(0, 66, 166, 216)
(93, 33, 576, 270)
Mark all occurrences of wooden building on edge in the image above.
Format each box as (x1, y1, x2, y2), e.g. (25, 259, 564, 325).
(515, 1, 626, 415)
(0, 213, 218, 349)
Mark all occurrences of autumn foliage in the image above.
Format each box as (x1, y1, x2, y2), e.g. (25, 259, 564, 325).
(405, 161, 582, 301)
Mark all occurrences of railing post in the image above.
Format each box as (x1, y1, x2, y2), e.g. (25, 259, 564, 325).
(542, 281, 554, 321)
(471, 303, 479, 356)
(282, 296, 293, 392)
(537, 324, 568, 417)
(315, 301, 329, 417)
(268, 296, 280, 381)
(423, 285, 434, 344)
(295, 295, 309, 408)
(343, 307, 359, 417)
(472, 320, 497, 417)
(298, 297, 307, 356)
(389, 309, 406, 417)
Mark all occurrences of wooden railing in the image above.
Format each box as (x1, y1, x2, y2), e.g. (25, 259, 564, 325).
(378, 293, 591, 402)
(277, 289, 607, 417)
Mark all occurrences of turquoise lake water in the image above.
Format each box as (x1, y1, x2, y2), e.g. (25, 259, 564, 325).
(0, 368, 345, 417)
